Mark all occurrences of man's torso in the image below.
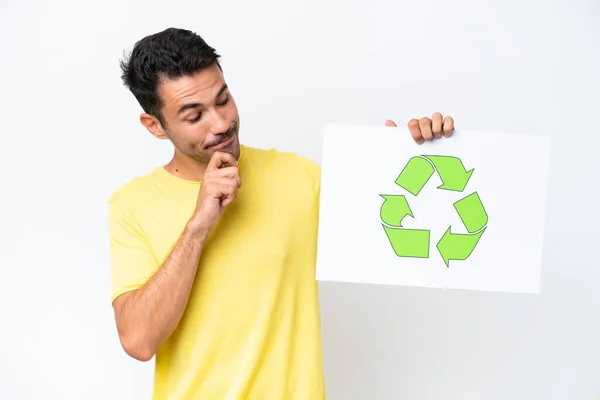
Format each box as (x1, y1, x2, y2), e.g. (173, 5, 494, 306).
(108, 145, 326, 400)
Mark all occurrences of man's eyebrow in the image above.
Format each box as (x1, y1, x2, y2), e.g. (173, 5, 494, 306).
(177, 84, 229, 115)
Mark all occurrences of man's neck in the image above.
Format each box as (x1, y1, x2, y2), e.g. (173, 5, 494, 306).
(163, 156, 207, 182)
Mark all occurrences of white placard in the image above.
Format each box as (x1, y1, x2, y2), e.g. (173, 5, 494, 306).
(315, 123, 552, 294)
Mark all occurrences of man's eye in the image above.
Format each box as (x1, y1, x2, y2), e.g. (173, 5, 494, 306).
(188, 113, 201, 123)
(216, 96, 229, 106)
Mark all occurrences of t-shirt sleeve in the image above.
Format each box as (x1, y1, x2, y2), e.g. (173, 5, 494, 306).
(107, 200, 158, 303)
(297, 154, 322, 201)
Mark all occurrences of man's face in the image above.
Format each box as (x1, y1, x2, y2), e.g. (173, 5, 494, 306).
(152, 64, 240, 164)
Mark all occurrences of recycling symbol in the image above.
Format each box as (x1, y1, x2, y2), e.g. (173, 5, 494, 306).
(379, 155, 488, 267)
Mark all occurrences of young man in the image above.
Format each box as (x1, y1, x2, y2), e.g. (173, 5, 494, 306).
(108, 27, 455, 400)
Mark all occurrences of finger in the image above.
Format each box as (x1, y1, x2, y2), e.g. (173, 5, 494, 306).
(443, 116, 454, 137)
(218, 180, 240, 206)
(206, 151, 238, 172)
(222, 190, 238, 207)
(207, 168, 242, 188)
(208, 178, 239, 198)
(418, 117, 433, 141)
(432, 112, 443, 139)
(219, 181, 239, 197)
(210, 166, 239, 179)
(222, 196, 235, 207)
(407, 119, 423, 144)
(385, 119, 397, 127)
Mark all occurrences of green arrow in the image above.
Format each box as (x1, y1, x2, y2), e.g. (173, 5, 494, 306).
(380, 194, 413, 226)
(380, 194, 429, 258)
(436, 226, 486, 267)
(436, 192, 488, 267)
(423, 155, 474, 192)
(453, 192, 488, 233)
(395, 156, 435, 196)
(382, 225, 430, 258)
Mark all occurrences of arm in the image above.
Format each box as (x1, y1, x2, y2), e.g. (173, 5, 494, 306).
(110, 151, 240, 361)
(112, 220, 209, 362)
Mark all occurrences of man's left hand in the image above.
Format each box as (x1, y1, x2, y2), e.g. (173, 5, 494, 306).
(385, 112, 454, 144)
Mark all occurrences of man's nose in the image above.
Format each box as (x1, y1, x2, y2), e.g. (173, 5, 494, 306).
(210, 109, 229, 134)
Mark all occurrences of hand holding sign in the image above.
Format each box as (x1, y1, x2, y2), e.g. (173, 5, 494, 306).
(384, 112, 455, 143)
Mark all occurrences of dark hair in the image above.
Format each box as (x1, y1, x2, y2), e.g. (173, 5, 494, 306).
(120, 27, 221, 125)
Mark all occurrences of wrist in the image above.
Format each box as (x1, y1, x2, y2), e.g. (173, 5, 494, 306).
(185, 217, 211, 242)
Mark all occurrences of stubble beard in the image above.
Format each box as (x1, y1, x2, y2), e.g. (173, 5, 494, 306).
(190, 119, 240, 164)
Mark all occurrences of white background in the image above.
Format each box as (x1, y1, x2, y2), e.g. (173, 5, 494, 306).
(1, 0, 599, 399)
(316, 125, 551, 294)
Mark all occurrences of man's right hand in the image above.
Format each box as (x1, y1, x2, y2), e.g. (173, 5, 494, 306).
(189, 151, 242, 234)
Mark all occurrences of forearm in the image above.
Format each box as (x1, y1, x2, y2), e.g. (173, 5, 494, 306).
(115, 220, 209, 361)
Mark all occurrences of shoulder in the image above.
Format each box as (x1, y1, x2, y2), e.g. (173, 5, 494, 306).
(241, 145, 321, 194)
(107, 169, 158, 215)
(242, 144, 320, 173)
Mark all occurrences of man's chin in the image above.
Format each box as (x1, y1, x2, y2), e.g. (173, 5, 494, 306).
(227, 142, 241, 161)
(205, 139, 240, 161)
(222, 135, 240, 160)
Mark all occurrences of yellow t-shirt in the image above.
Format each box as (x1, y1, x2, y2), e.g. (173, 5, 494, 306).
(107, 144, 326, 400)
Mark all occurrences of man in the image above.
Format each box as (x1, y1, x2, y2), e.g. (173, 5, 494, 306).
(108, 27, 455, 400)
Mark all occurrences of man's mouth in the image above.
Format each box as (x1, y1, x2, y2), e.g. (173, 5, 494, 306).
(207, 130, 234, 149)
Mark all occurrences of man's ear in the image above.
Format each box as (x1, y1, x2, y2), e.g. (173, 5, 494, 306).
(140, 113, 169, 140)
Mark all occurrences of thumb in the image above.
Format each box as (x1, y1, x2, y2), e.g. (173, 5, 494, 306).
(206, 151, 237, 172)
(385, 119, 397, 127)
